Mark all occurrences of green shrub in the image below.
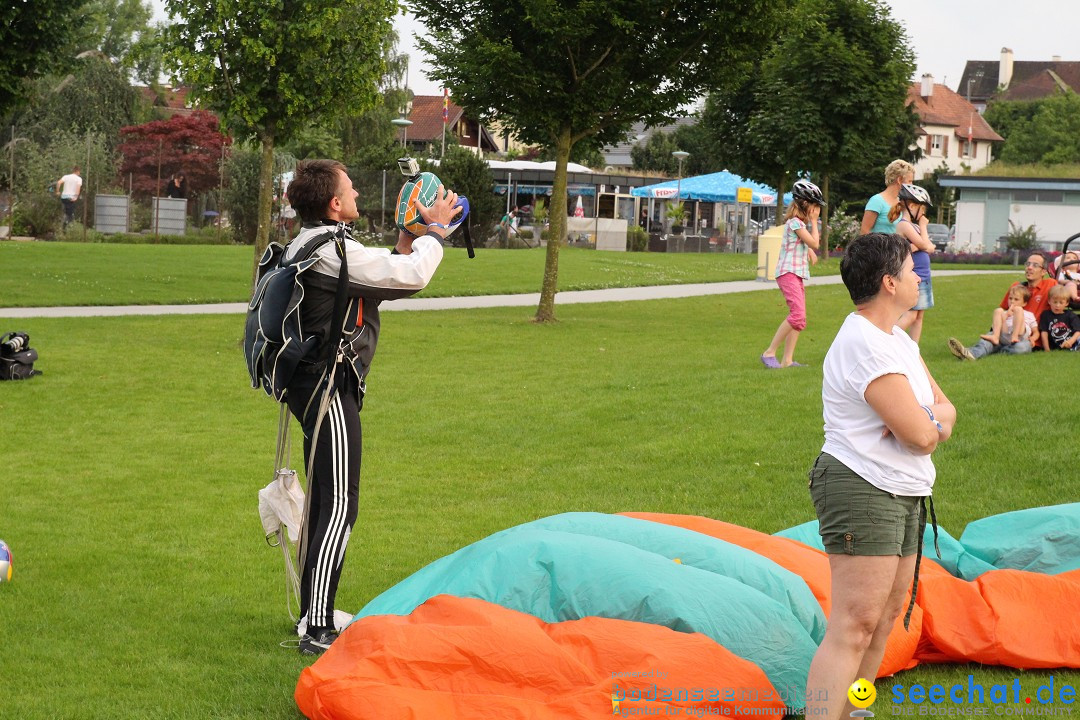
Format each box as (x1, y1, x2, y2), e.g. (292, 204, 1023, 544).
(12, 193, 61, 237)
(826, 204, 861, 250)
(627, 224, 648, 252)
(1005, 221, 1038, 251)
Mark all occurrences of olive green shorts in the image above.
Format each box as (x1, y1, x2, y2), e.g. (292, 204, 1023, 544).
(808, 452, 922, 556)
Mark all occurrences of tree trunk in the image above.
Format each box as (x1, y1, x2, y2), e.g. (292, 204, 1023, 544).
(251, 124, 276, 287)
(773, 172, 787, 231)
(821, 174, 830, 259)
(535, 126, 572, 323)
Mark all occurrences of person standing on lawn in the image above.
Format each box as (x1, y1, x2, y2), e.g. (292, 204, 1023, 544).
(282, 159, 457, 655)
(859, 159, 916, 235)
(806, 232, 955, 720)
(760, 179, 824, 369)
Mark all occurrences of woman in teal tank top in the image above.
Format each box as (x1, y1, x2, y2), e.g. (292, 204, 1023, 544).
(860, 159, 915, 235)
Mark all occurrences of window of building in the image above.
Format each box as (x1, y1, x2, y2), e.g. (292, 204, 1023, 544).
(931, 135, 944, 154)
(961, 140, 972, 158)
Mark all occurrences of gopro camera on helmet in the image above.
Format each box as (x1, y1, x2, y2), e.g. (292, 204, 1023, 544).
(397, 157, 420, 179)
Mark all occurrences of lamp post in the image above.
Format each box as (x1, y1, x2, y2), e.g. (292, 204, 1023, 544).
(671, 150, 689, 235)
(672, 150, 689, 199)
(391, 117, 413, 149)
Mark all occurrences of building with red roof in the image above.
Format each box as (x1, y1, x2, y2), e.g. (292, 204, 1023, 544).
(959, 48, 1080, 113)
(907, 76, 1003, 179)
(397, 94, 499, 156)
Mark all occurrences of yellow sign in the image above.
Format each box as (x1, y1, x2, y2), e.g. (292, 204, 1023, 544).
(737, 187, 753, 203)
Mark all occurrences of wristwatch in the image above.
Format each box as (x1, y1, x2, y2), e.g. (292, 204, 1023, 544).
(920, 405, 944, 433)
(427, 222, 450, 230)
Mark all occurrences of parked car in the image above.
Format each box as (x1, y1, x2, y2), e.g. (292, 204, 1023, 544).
(927, 223, 950, 251)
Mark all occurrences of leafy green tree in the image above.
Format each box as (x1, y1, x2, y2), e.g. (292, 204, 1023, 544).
(1, 0, 88, 119)
(631, 130, 683, 175)
(164, 0, 395, 280)
(630, 124, 716, 177)
(700, 66, 794, 224)
(67, 0, 153, 68)
(996, 91, 1080, 166)
(827, 102, 922, 217)
(336, 36, 410, 233)
(17, 55, 138, 152)
(703, 0, 915, 250)
(223, 144, 296, 245)
(412, 0, 777, 321)
(983, 98, 1041, 161)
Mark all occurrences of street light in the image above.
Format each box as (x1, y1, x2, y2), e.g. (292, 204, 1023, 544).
(672, 150, 689, 199)
(391, 117, 413, 148)
(671, 150, 689, 233)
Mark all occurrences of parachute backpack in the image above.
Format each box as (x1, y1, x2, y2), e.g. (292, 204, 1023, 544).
(243, 225, 349, 401)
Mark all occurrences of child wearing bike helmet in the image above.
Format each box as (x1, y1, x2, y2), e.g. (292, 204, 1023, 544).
(761, 179, 824, 369)
(889, 183, 935, 343)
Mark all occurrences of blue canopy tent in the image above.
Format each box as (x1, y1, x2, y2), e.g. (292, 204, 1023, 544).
(630, 170, 790, 205)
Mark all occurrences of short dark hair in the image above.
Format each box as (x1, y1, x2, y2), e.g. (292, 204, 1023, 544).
(840, 233, 911, 305)
(288, 159, 346, 222)
(1027, 251, 1047, 267)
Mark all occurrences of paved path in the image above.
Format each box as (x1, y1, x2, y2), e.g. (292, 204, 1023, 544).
(0, 270, 1012, 319)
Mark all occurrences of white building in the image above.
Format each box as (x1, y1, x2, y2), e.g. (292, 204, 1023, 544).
(939, 176, 1080, 253)
(907, 76, 1003, 179)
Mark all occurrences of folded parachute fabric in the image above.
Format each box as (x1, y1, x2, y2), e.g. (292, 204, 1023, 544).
(914, 562, 1080, 668)
(356, 513, 820, 697)
(298, 507, 1080, 719)
(960, 503, 1080, 575)
(622, 512, 921, 678)
(297, 595, 788, 720)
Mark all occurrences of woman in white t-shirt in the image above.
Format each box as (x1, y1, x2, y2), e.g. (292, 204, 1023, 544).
(804, 233, 956, 720)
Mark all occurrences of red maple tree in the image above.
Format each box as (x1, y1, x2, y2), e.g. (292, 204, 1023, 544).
(117, 111, 231, 198)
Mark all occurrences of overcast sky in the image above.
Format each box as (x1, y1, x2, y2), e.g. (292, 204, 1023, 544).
(152, 1, 1075, 98)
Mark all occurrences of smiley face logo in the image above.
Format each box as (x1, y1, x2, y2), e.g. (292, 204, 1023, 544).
(848, 678, 877, 709)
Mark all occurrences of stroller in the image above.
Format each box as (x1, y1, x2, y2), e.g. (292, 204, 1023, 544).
(1053, 232, 1080, 310)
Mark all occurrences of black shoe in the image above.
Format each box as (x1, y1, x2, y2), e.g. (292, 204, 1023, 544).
(299, 627, 339, 656)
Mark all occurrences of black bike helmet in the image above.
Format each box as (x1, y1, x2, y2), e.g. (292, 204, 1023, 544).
(791, 179, 826, 207)
(898, 183, 933, 207)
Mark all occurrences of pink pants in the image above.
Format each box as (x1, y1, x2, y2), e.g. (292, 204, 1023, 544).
(776, 272, 807, 331)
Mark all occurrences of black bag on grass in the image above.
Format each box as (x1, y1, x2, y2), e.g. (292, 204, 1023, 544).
(0, 331, 42, 380)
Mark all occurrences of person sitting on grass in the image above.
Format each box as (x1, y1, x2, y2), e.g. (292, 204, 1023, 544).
(1039, 285, 1080, 352)
(979, 285, 1036, 349)
(946, 251, 1057, 361)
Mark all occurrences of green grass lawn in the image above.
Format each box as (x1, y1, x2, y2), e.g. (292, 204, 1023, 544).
(1, 274, 1076, 718)
(0, 240, 1014, 308)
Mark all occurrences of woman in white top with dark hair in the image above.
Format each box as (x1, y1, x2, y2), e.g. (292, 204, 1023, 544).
(804, 232, 956, 720)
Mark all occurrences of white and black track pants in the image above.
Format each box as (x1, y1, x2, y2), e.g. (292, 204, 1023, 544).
(287, 369, 361, 630)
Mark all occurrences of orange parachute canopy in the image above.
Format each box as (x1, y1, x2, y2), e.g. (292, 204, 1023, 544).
(296, 594, 788, 720)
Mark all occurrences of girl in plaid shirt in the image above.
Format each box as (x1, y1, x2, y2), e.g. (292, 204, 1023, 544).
(761, 179, 825, 369)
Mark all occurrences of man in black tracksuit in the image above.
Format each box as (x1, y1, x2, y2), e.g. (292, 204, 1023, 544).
(284, 159, 455, 655)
